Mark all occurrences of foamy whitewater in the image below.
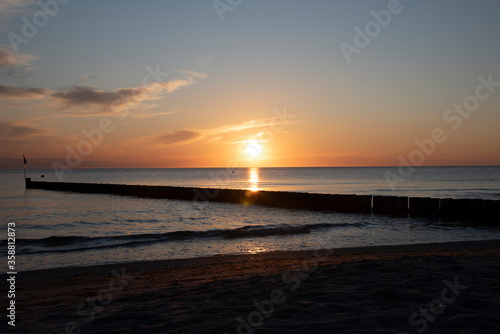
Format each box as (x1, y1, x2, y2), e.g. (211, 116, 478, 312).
(1, 166, 499, 271)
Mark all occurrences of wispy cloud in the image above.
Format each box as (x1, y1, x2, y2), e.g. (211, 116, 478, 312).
(0, 45, 37, 77)
(152, 78, 196, 93)
(0, 84, 48, 99)
(0, 45, 206, 114)
(131, 110, 180, 119)
(149, 117, 297, 146)
(74, 73, 97, 85)
(51, 71, 206, 114)
(204, 118, 287, 136)
(154, 130, 202, 145)
(0, 72, 204, 114)
(195, 53, 212, 67)
(0, 120, 47, 138)
(0, 0, 35, 17)
(52, 85, 150, 111)
(177, 70, 207, 79)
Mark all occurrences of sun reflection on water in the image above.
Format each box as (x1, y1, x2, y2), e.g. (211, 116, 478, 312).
(246, 246, 269, 254)
(248, 167, 260, 192)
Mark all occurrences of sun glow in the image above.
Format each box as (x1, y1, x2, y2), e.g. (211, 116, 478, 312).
(245, 140, 262, 159)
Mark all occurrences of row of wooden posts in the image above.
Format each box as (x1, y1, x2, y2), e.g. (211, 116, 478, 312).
(26, 178, 499, 222)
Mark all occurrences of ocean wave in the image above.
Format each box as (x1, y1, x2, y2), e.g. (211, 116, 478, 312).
(0, 222, 365, 255)
(123, 218, 160, 223)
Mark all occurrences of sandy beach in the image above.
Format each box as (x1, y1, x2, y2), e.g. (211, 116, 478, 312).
(3, 239, 500, 333)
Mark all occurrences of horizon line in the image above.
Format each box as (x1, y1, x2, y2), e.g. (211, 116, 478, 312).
(2, 165, 500, 171)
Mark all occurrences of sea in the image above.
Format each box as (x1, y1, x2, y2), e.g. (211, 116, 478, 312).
(1, 166, 500, 272)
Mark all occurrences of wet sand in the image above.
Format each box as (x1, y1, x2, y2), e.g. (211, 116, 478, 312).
(3, 239, 500, 333)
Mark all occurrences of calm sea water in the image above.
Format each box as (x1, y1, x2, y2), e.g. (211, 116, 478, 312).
(1, 167, 499, 271)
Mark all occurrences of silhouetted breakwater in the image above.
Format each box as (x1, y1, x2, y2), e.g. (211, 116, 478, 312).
(25, 178, 499, 222)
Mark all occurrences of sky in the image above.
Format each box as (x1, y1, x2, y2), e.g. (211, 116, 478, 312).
(1, 0, 499, 169)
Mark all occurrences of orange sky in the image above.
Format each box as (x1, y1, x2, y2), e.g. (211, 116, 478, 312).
(1, 1, 500, 169)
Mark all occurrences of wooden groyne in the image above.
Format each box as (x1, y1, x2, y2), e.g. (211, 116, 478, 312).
(25, 178, 499, 222)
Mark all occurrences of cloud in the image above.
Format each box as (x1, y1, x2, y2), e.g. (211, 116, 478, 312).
(0, 120, 47, 138)
(52, 85, 150, 110)
(52, 71, 206, 114)
(206, 136, 222, 143)
(0, 84, 48, 99)
(75, 73, 97, 85)
(0, 47, 206, 111)
(0, 75, 201, 113)
(177, 70, 207, 79)
(152, 78, 196, 93)
(149, 117, 297, 147)
(0, 0, 35, 17)
(0, 45, 37, 77)
(131, 110, 180, 119)
(205, 118, 290, 136)
(154, 130, 201, 145)
(195, 53, 212, 67)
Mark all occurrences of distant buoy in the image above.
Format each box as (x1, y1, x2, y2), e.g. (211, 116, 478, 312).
(41, 175, 45, 178)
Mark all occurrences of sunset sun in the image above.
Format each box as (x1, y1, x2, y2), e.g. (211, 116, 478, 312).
(245, 140, 262, 159)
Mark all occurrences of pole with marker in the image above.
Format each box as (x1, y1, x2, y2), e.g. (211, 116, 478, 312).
(23, 154, 29, 188)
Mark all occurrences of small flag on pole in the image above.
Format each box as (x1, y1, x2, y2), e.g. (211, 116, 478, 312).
(23, 154, 27, 182)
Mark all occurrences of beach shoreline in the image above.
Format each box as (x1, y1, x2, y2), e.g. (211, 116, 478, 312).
(4, 239, 500, 333)
(14, 238, 500, 283)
